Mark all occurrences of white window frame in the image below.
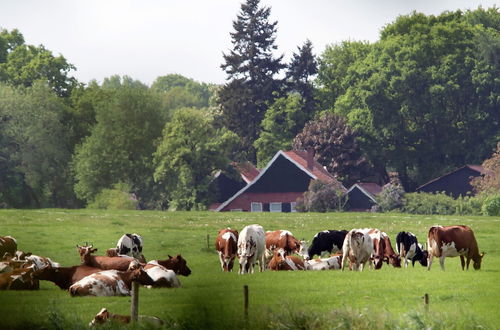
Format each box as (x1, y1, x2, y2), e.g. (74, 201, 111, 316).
(290, 202, 297, 213)
(251, 202, 263, 212)
(270, 202, 282, 213)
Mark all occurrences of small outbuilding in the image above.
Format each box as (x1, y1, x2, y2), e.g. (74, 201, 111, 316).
(345, 182, 382, 211)
(416, 165, 484, 198)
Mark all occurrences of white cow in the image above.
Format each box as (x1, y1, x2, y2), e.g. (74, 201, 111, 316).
(237, 224, 266, 274)
(341, 229, 374, 271)
(304, 254, 343, 270)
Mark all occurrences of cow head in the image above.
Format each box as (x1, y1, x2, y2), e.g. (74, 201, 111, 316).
(164, 255, 191, 276)
(473, 252, 485, 270)
(76, 244, 97, 264)
(89, 308, 110, 326)
(418, 251, 429, 267)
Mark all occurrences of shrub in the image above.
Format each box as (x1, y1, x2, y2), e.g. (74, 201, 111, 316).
(87, 183, 138, 210)
(377, 183, 405, 211)
(296, 179, 347, 212)
(401, 192, 484, 215)
(482, 194, 500, 216)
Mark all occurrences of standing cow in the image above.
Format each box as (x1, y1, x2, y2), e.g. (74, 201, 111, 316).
(306, 230, 348, 260)
(381, 232, 401, 268)
(237, 224, 266, 274)
(215, 228, 238, 272)
(427, 225, 485, 271)
(396, 231, 428, 267)
(114, 234, 145, 262)
(341, 229, 373, 271)
(265, 230, 301, 259)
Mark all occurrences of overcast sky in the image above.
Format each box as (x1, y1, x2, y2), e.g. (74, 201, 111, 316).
(1, 0, 497, 86)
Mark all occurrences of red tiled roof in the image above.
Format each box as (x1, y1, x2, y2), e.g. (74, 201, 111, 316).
(283, 150, 337, 184)
(232, 161, 260, 183)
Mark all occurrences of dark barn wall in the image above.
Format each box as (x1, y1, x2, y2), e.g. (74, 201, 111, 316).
(212, 174, 246, 203)
(346, 187, 376, 211)
(417, 168, 481, 198)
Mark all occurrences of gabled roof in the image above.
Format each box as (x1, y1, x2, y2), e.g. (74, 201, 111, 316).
(232, 161, 260, 183)
(215, 150, 341, 211)
(347, 183, 382, 204)
(416, 165, 484, 191)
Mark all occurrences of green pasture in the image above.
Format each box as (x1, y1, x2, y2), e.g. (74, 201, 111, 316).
(0, 209, 499, 329)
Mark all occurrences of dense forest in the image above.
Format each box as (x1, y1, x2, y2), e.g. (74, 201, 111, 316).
(0, 1, 498, 210)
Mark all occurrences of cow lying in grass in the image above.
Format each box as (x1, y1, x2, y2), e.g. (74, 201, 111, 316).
(0, 267, 39, 290)
(304, 254, 343, 270)
(89, 308, 164, 327)
(267, 251, 305, 271)
(77, 244, 139, 271)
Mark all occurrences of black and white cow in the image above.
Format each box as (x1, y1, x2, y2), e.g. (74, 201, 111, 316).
(115, 234, 145, 262)
(306, 230, 348, 260)
(396, 231, 428, 267)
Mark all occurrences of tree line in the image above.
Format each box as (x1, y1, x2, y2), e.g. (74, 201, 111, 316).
(0, 1, 498, 210)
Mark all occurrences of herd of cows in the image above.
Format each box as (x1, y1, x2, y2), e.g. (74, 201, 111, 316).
(216, 225, 485, 274)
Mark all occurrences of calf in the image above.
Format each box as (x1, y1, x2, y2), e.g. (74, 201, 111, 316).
(306, 230, 348, 260)
(33, 265, 104, 290)
(427, 225, 484, 271)
(143, 261, 181, 288)
(0, 267, 39, 290)
(381, 232, 401, 268)
(149, 255, 191, 276)
(215, 228, 238, 272)
(89, 308, 164, 327)
(0, 236, 17, 259)
(341, 229, 373, 271)
(265, 230, 301, 259)
(267, 251, 305, 271)
(304, 254, 343, 271)
(237, 224, 266, 274)
(77, 244, 138, 271)
(116, 233, 145, 262)
(396, 231, 428, 267)
(69, 267, 154, 296)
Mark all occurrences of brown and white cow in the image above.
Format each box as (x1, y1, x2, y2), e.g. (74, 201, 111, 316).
(0, 267, 39, 290)
(149, 255, 191, 276)
(237, 224, 266, 274)
(265, 230, 301, 259)
(267, 251, 305, 271)
(215, 228, 238, 272)
(0, 236, 17, 259)
(77, 244, 138, 271)
(89, 308, 164, 327)
(359, 228, 385, 269)
(69, 266, 154, 296)
(33, 264, 105, 290)
(304, 254, 343, 271)
(427, 225, 485, 271)
(381, 232, 401, 268)
(143, 261, 181, 288)
(341, 229, 374, 271)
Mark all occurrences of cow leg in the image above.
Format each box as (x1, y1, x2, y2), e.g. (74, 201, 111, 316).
(460, 256, 465, 271)
(465, 256, 471, 270)
(218, 252, 225, 271)
(427, 254, 433, 271)
(439, 256, 445, 271)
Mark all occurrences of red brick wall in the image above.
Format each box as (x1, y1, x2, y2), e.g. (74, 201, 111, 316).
(220, 192, 303, 211)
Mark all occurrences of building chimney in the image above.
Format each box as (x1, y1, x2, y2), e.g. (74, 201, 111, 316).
(306, 147, 315, 171)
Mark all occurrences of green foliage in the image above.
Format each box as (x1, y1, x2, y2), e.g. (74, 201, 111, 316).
(152, 74, 212, 111)
(153, 108, 239, 210)
(482, 194, 500, 216)
(377, 183, 405, 212)
(296, 179, 347, 212)
(87, 183, 138, 210)
(401, 192, 483, 215)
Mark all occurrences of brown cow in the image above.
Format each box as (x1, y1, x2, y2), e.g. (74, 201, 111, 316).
(0, 267, 39, 290)
(267, 251, 305, 271)
(215, 228, 238, 272)
(149, 255, 191, 276)
(381, 232, 401, 268)
(77, 245, 138, 271)
(0, 236, 17, 259)
(265, 230, 301, 260)
(89, 308, 164, 327)
(427, 225, 485, 271)
(33, 264, 104, 290)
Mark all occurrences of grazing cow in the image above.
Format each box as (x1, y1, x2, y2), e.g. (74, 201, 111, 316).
(359, 228, 385, 269)
(143, 261, 181, 288)
(0, 267, 39, 290)
(89, 308, 164, 327)
(77, 244, 138, 271)
(149, 255, 191, 276)
(341, 229, 374, 271)
(116, 233, 145, 262)
(381, 232, 401, 268)
(427, 225, 485, 271)
(304, 254, 343, 271)
(33, 265, 104, 290)
(396, 231, 428, 267)
(265, 230, 301, 259)
(306, 230, 348, 260)
(215, 228, 238, 272)
(69, 267, 154, 296)
(0, 236, 17, 259)
(267, 251, 305, 271)
(237, 224, 266, 274)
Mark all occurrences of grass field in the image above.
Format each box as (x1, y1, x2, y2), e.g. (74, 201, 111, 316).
(0, 209, 499, 329)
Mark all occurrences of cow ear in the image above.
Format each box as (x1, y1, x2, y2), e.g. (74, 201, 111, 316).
(168, 255, 173, 259)
(91, 248, 98, 253)
(25, 252, 32, 257)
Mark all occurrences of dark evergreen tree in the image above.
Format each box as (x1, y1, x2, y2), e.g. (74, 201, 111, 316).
(218, 0, 284, 162)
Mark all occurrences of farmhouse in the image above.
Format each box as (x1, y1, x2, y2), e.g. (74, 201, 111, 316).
(215, 150, 343, 212)
(345, 182, 382, 211)
(416, 165, 484, 198)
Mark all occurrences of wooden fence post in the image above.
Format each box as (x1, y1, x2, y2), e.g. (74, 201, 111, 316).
(131, 281, 139, 321)
(423, 293, 429, 311)
(207, 234, 210, 251)
(244, 285, 249, 320)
